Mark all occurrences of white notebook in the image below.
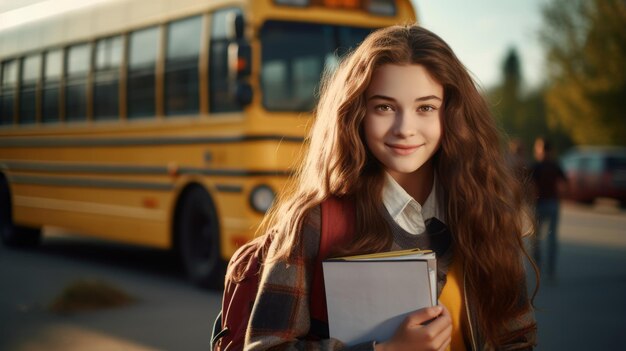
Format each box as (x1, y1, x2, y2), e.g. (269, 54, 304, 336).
(322, 248, 437, 346)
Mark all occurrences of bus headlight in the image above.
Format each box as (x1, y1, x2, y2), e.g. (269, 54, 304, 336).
(249, 185, 275, 213)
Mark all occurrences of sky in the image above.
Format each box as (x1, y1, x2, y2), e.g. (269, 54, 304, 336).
(0, 0, 547, 90)
(414, 0, 548, 90)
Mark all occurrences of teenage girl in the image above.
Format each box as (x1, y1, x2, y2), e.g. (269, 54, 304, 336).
(245, 24, 537, 351)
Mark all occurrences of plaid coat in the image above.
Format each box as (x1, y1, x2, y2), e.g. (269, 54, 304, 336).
(245, 205, 536, 350)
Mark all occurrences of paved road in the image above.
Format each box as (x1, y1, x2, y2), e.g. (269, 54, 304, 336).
(533, 201, 626, 350)
(0, 237, 221, 351)
(0, 201, 624, 350)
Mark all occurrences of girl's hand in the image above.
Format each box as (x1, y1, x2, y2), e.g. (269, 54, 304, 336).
(374, 305, 452, 351)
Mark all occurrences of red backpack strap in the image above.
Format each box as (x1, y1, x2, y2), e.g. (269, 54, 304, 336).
(309, 195, 356, 329)
(217, 236, 271, 350)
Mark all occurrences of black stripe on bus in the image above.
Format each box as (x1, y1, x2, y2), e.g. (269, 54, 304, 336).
(9, 175, 174, 191)
(215, 184, 244, 193)
(0, 161, 291, 177)
(0, 134, 305, 148)
(1, 161, 167, 174)
(178, 167, 291, 177)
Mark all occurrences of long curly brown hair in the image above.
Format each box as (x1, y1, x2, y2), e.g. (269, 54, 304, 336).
(257, 24, 537, 348)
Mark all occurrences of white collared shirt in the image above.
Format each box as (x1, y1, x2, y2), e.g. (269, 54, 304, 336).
(382, 172, 445, 235)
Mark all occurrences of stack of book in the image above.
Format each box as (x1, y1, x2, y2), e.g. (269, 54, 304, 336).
(323, 248, 437, 346)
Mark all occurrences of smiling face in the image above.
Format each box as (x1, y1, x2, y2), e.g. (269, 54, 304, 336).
(363, 64, 443, 186)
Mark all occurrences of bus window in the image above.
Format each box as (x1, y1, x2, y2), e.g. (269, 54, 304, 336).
(337, 26, 371, 56)
(260, 21, 371, 111)
(165, 16, 201, 116)
(1, 60, 18, 125)
(42, 50, 62, 123)
(65, 43, 90, 121)
(19, 54, 42, 124)
(209, 8, 243, 113)
(128, 26, 159, 119)
(94, 36, 123, 120)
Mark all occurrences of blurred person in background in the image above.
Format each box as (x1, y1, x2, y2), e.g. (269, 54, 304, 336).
(531, 137, 568, 281)
(507, 138, 530, 182)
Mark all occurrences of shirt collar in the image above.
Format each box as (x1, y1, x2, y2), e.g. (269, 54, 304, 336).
(382, 172, 445, 235)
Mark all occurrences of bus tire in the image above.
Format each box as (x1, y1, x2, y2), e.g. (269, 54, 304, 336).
(178, 187, 224, 289)
(0, 176, 42, 247)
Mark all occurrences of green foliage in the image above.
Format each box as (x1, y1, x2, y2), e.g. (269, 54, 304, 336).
(488, 48, 571, 158)
(540, 0, 626, 145)
(496, 48, 524, 133)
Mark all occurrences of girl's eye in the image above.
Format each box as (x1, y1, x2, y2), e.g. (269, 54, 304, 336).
(375, 104, 394, 112)
(418, 105, 437, 113)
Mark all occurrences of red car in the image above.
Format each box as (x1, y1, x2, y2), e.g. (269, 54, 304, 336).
(560, 146, 626, 207)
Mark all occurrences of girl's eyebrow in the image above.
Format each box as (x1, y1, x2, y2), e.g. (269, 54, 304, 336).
(416, 95, 442, 102)
(367, 94, 442, 102)
(367, 95, 396, 102)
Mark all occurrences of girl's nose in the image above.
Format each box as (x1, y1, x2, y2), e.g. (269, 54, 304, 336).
(392, 111, 416, 137)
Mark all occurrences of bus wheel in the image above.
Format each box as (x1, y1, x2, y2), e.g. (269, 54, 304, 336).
(178, 187, 224, 289)
(0, 177, 42, 247)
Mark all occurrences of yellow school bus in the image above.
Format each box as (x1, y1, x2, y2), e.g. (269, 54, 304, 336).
(0, 0, 416, 287)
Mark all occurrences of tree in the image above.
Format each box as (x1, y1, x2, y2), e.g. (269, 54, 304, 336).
(540, 0, 626, 145)
(488, 47, 572, 158)
(489, 48, 524, 133)
(499, 48, 523, 134)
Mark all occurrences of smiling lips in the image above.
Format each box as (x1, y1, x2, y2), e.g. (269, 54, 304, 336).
(385, 143, 423, 155)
